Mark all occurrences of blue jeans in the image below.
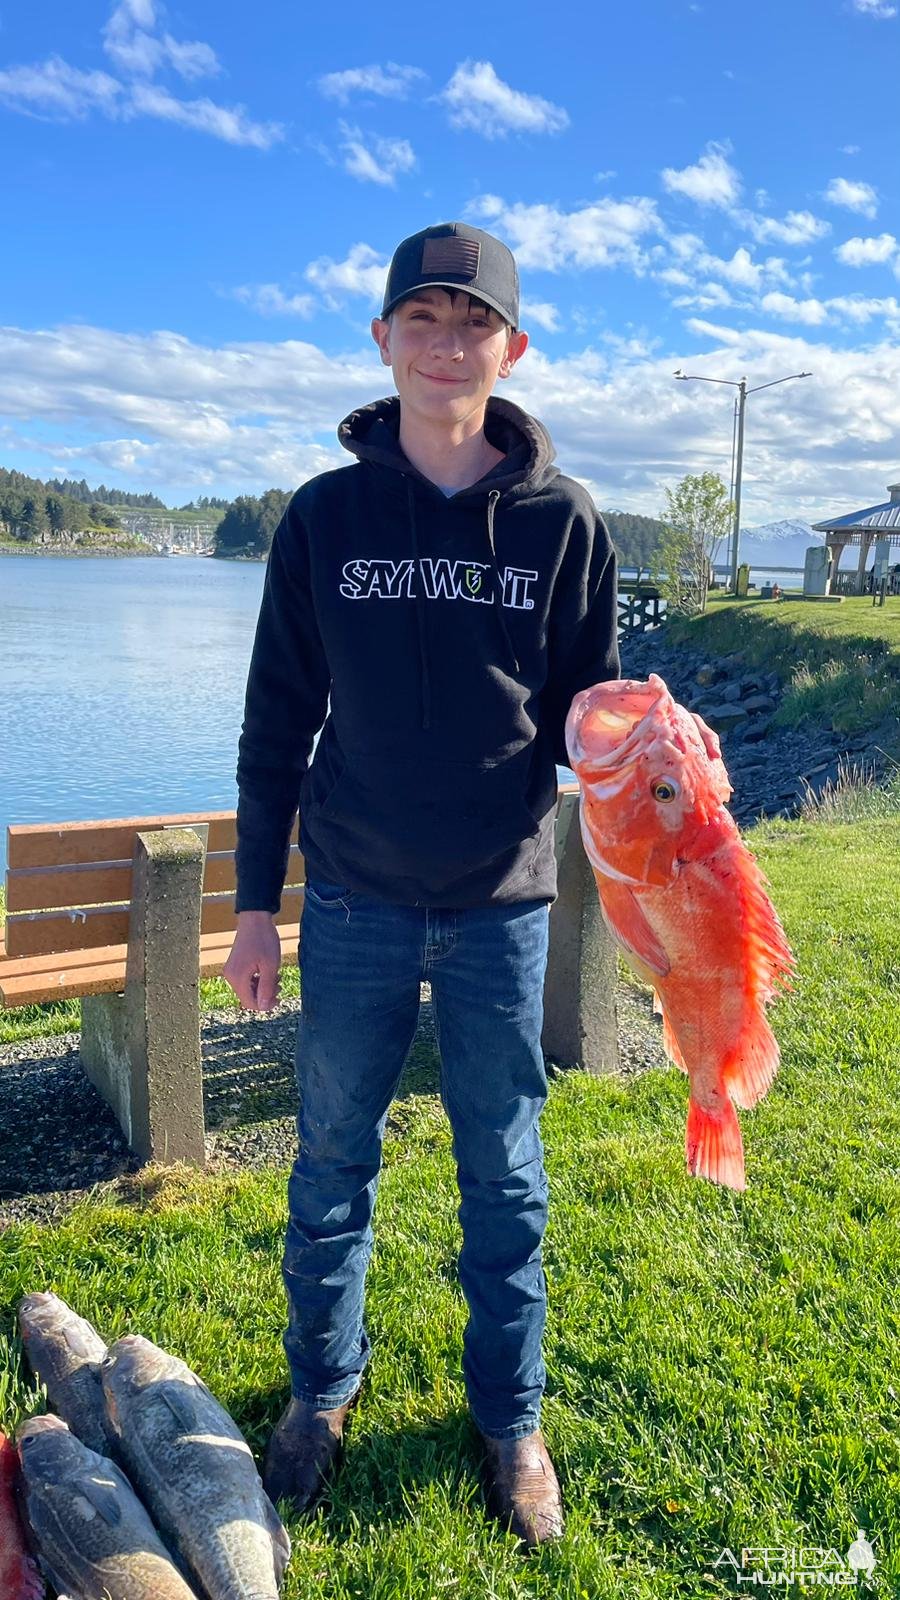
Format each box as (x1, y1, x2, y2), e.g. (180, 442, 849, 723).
(283, 878, 552, 1441)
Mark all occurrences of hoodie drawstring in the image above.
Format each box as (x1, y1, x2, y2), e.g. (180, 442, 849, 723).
(407, 476, 432, 729)
(406, 479, 520, 732)
(485, 489, 521, 675)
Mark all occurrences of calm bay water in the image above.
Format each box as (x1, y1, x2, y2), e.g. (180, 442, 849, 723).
(1, 554, 265, 879)
(0, 553, 584, 878)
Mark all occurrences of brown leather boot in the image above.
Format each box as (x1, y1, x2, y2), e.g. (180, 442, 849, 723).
(479, 1429, 565, 1548)
(262, 1392, 358, 1516)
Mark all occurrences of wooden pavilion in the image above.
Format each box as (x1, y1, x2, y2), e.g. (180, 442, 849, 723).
(813, 481, 900, 594)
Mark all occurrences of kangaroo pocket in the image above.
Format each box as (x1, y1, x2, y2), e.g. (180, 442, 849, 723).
(306, 747, 550, 895)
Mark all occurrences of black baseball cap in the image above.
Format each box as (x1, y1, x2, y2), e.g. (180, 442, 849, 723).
(380, 221, 519, 329)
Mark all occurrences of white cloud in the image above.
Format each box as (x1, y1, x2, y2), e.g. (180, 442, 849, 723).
(740, 209, 830, 246)
(520, 300, 562, 332)
(672, 282, 735, 311)
(702, 245, 764, 288)
(316, 62, 426, 103)
(655, 236, 791, 305)
(824, 176, 878, 217)
(129, 83, 283, 148)
(759, 292, 829, 326)
(103, 0, 220, 80)
(466, 193, 660, 272)
(336, 121, 415, 185)
(228, 284, 316, 318)
(841, 144, 861, 155)
(0, 3, 276, 148)
(834, 232, 898, 266)
(7, 317, 900, 523)
(827, 295, 900, 324)
(752, 290, 900, 330)
(304, 243, 389, 305)
(439, 60, 569, 139)
(0, 56, 123, 119)
(682, 317, 744, 345)
(660, 142, 741, 208)
(851, 0, 896, 16)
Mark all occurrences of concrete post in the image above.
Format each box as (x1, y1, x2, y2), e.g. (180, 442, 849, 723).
(81, 827, 206, 1167)
(542, 790, 620, 1075)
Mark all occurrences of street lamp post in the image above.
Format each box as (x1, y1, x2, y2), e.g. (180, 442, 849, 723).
(673, 367, 812, 592)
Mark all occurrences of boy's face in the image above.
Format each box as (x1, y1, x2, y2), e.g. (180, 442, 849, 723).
(371, 287, 528, 429)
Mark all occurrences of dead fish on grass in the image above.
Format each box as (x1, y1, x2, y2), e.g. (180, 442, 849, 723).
(16, 1414, 199, 1600)
(101, 1334, 291, 1600)
(17, 1292, 117, 1457)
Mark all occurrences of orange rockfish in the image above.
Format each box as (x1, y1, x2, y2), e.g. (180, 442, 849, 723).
(565, 672, 794, 1192)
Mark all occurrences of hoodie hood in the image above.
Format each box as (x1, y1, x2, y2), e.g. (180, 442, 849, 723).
(336, 394, 558, 729)
(337, 392, 557, 499)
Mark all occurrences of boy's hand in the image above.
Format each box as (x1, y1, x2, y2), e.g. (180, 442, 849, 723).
(223, 911, 283, 1011)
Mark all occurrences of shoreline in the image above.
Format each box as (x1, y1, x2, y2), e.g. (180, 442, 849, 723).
(0, 541, 164, 559)
(0, 542, 261, 561)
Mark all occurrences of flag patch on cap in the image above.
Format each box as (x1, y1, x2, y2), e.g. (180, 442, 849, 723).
(421, 236, 480, 278)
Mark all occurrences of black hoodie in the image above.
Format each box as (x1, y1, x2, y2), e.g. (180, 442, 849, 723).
(234, 393, 619, 912)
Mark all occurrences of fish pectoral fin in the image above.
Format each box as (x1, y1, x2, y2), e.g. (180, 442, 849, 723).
(599, 880, 671, 978)
(158, 1382, 199, 1433)
(66, 1472, 123, 1526)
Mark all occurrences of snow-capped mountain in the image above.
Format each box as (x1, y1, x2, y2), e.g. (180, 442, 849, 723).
(725, 518, 824, 570)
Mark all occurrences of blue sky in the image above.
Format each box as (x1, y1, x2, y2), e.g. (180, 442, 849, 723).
(2, 0, 899, 524)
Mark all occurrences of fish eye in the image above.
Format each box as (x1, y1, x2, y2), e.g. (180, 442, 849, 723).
(651, 778, 679, 803)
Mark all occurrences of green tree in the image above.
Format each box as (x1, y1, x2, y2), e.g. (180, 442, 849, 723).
(602, 508, 669, 570)
(258, 488, 291, 550)
(216, 495, 262, 554)
(653, 472, 733, 616)
(22, 495, 49, 543)
(46, 493, 68, 535)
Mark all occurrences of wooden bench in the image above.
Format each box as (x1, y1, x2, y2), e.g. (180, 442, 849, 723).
(1, 790, 618, 1170)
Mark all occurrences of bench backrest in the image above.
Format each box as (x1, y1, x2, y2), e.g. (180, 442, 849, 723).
(4, 810, 303, 960)
(5, 783, 581, 962)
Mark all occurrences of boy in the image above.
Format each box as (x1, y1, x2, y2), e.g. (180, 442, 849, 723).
(224, 221, 620, 1548)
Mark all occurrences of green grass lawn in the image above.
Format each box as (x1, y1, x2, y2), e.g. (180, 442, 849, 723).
(667, 595, 900, 743)
(2, 813, 899, 1596)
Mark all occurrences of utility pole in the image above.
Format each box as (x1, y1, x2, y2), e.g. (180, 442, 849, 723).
(673, 367, 812, 593)
(731, 377, 747, 590)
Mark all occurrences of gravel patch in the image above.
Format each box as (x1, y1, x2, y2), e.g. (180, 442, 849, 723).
(0, 978, 664, 1230)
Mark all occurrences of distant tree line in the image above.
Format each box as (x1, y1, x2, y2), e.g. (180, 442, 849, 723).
(601, 509, 669, 571)
(179, 495, 230, 511)
(211, 495, 671, 564)
(0, 467, 123, 543)
(215, 489, 292, 556)
(47, 476, 165, 508)
(1, 462, 672, 566)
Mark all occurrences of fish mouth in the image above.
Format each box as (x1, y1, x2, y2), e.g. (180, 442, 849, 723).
(565, 673, 672, 772)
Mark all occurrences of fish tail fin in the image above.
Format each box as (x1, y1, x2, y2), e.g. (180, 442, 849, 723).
(686, 1095, 745, 1191)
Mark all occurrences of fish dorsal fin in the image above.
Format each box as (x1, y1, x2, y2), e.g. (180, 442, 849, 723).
(66, 1471, 123, 1526)
(158, 1382, 199, 1433)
